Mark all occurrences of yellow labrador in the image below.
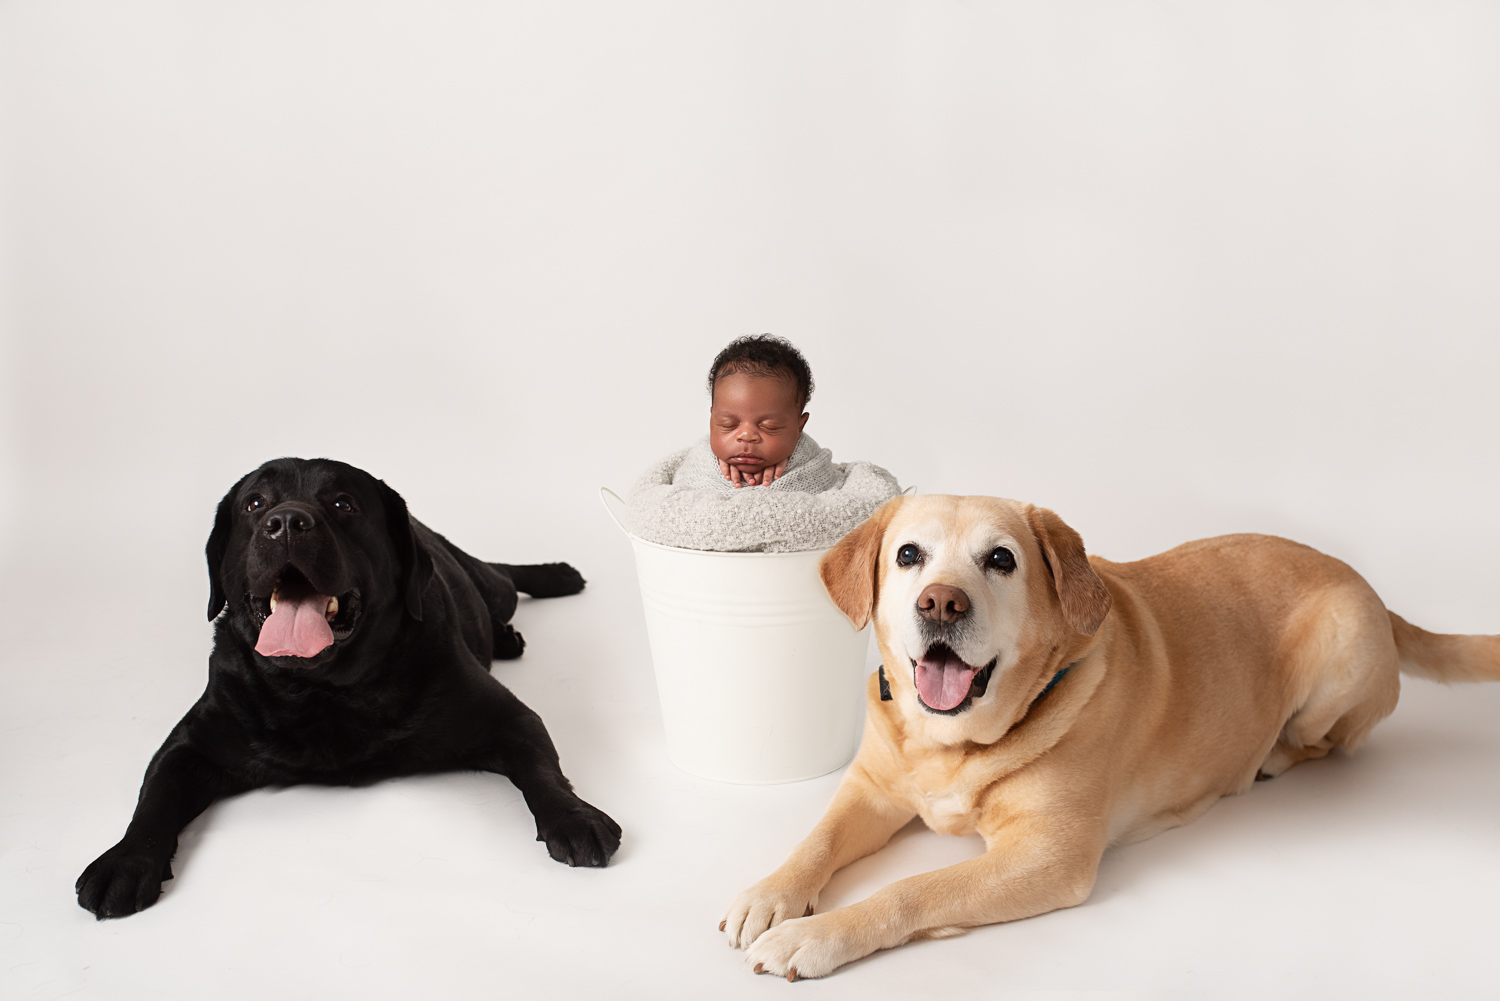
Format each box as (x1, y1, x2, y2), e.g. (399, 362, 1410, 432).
(721, 494, 1500, 979)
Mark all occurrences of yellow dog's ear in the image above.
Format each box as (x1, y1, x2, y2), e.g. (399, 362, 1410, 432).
(820, 496, 907, 630)
(1026, 504, 1112, 636)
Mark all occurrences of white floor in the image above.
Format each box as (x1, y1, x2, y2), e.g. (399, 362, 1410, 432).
(3, 522, 1498, 1001)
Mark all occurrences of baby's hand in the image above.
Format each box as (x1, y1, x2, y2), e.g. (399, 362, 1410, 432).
(717, 459, 786, 488)
(718, 459, 757, 488)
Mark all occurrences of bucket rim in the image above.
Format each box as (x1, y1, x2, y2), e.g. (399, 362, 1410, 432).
(628, 531, 832, 560)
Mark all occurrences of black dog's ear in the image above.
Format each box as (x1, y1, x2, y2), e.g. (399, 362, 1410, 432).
(376, 478, 435, 621)
(206, 472, 253, 621)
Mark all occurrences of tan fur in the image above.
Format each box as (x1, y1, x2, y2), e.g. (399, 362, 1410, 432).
(722, 495, 1500, 978)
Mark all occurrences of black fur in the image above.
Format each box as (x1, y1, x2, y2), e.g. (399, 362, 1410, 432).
(76, 458, 618, 920)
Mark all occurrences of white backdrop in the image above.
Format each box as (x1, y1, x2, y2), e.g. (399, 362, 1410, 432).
(2, 3, 1498, 999)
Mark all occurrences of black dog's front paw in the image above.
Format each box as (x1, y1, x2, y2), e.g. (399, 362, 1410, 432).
(536, 801, 622, 868)
(492, 624, 525, 660)
(76, 841, 174, 919)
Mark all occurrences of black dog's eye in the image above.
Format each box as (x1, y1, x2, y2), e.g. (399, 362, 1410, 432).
(333, 495, 357, 514)
(896, 543, 921, 568)
(244, 495, 265, 514)
(987, 547, 1016, 573)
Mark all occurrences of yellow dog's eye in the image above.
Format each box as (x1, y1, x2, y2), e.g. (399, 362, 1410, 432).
(896, 544, 921, 567)
(988, 547, 1016, 573)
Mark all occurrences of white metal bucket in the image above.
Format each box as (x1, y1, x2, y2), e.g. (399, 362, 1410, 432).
(601, 488, 871, 784)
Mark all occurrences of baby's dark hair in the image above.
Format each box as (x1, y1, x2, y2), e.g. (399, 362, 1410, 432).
(707, 335, 814, 410)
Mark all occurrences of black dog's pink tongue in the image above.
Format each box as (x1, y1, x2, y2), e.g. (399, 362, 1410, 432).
(915, 649, 979, 711)
(255, 592, 335, 658)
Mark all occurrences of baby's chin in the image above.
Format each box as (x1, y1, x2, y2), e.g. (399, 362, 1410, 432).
(712, 440, 799, 474)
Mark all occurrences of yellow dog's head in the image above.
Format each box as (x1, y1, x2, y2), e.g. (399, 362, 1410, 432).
(820, 495, 1112, 745)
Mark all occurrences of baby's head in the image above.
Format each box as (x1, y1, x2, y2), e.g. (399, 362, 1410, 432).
(707, 335, 813, 484)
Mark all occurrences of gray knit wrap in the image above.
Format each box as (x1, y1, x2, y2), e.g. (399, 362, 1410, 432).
(627, 434, 902, 553)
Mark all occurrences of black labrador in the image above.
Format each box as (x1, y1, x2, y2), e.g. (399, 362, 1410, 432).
(76, 457, 621, 919)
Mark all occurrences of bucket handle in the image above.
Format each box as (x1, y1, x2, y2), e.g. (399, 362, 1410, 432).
(599, 487, 630, 536)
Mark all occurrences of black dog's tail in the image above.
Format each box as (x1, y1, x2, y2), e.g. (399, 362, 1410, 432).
(494, 562, 586, 598)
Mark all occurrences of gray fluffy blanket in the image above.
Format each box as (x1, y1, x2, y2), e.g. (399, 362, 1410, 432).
(627, 434, 902, 553)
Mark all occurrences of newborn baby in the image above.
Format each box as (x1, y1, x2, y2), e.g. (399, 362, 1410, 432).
(707, 358, 808, 489)
(670, 335, 839, 495)
(628, 335, 901, 553)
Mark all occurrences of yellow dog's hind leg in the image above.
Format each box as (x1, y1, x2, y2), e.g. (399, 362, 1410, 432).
(1258, 586, 1402, 779)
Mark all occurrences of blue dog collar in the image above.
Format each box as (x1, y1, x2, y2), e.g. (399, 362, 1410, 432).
(1034, 665, 1071, 703)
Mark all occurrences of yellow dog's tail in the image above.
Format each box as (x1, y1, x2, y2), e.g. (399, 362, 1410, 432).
(1390, 612, 1500, 683)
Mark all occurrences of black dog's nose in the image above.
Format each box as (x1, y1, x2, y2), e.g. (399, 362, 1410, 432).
(917, 583, 970, 624)
(263, 503, 317, 540)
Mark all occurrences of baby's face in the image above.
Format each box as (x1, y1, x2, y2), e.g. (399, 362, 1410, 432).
(709, 372, 809, 480)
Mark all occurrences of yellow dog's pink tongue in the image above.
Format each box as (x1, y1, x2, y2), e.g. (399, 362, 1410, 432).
(255, 592, 335, 658)
(915, 649, 978, 711)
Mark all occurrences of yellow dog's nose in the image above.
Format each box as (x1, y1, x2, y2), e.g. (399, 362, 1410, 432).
(916, 583, 969, 624)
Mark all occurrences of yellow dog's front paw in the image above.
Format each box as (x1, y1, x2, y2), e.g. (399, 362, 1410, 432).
(721, 876, 819, 949)
(743, 912, 867, 981)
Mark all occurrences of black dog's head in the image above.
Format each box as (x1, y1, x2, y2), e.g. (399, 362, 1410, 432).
(206, 458, 434, 673)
